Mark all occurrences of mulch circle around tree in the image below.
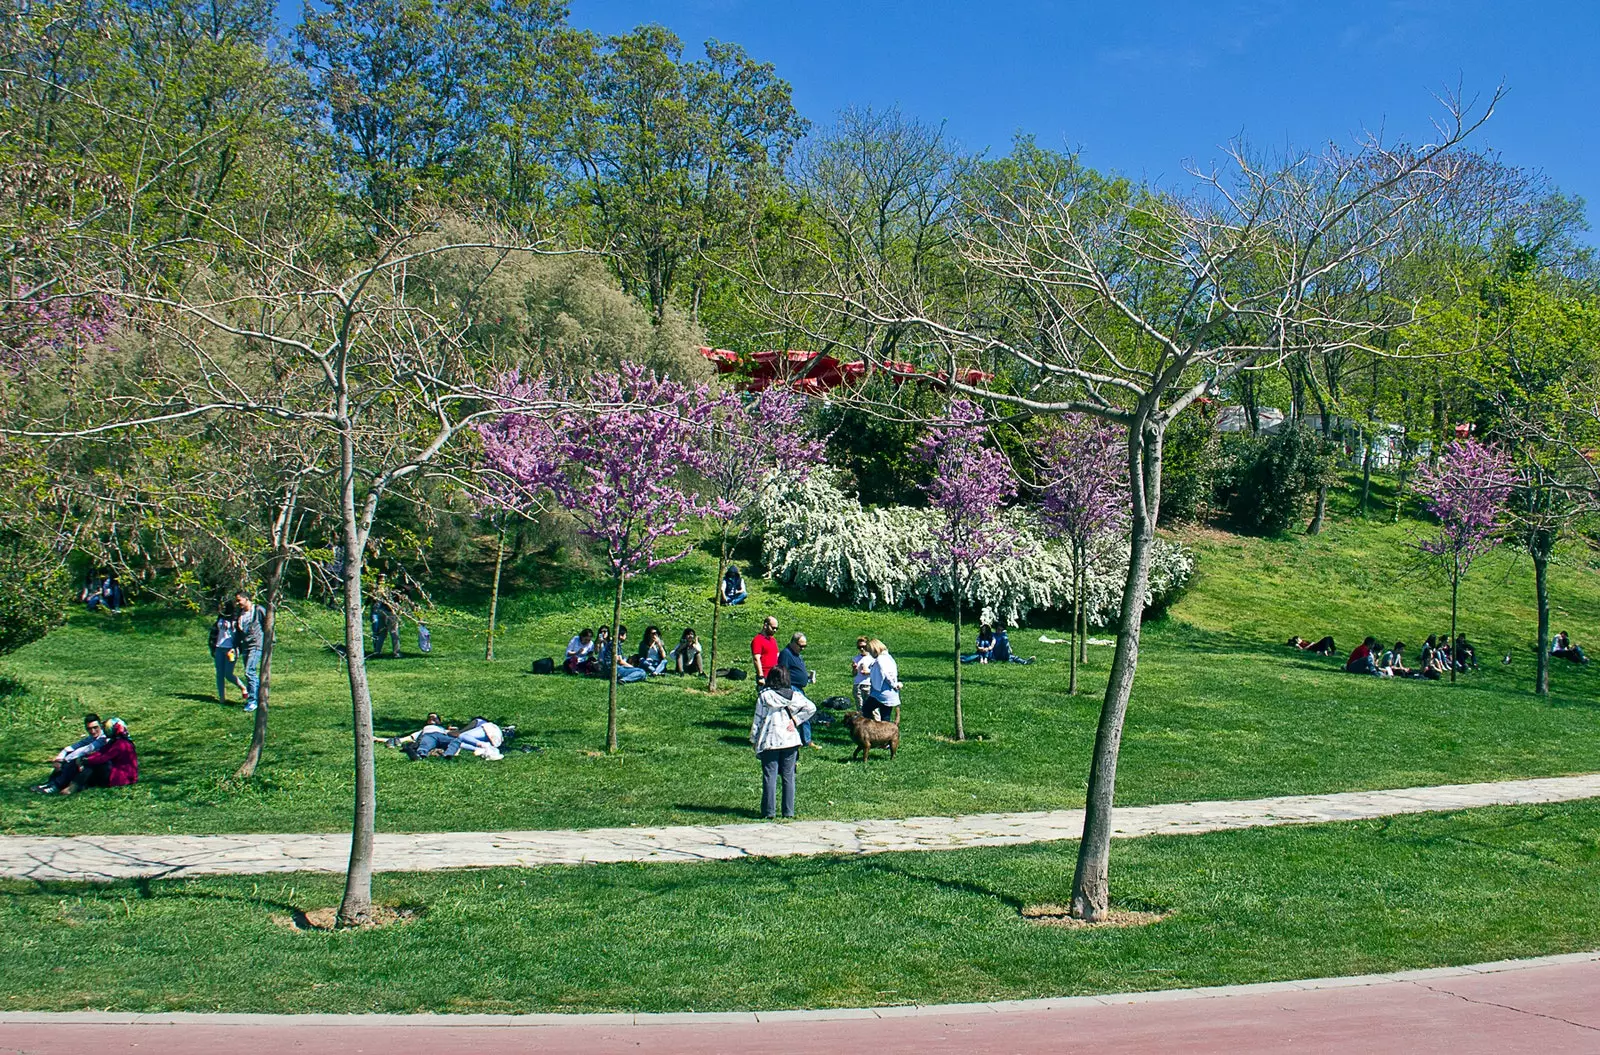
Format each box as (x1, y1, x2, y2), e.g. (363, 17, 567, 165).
(1020, 904, 1169, 929)
(273, 905, 423, 931)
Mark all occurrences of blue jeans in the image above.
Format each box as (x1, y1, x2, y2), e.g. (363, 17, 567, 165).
(242, 650, 261, 708)
(798, 717, 813, 745)
(640, 655, 667, 676)
(413, 731, 460, 758)
(213, 648, 244, 702)
(616, 665, 647, 683)
(724, 590, 747, 606)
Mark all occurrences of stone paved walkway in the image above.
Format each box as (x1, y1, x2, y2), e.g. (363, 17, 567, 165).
(4, 773, 1597, 882)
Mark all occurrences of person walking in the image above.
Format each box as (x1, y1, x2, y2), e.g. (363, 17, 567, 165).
(208, 603, 247, 704)
(749, 666, 816, 820)
(865, 638, 902, 723)
(751, 614, 780, 683)
(369, 576, 401, 659)
(776, 632, 818, 749)
(233, 592, 266, 712)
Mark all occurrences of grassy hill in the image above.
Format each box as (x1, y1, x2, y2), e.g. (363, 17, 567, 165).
(2, 499, 1597, 838)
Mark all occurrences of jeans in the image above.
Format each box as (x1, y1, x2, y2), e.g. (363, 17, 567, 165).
(615, 665, 648, 683)
(48, 760, 109, 791)
(724, 590, 747, 606)
(242, 649, 261, 708)
(864, 698, 899, 723)
(372, 615, 399, 656)
(213, 648, 244, 702)
(758, 746, 798, 818)
(640, 655, 667, 676)
(798, 717, 813, 745)
(413, 731, 460, 758)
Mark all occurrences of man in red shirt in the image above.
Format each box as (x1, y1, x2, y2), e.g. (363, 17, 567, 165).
(751, 615, 780, 682)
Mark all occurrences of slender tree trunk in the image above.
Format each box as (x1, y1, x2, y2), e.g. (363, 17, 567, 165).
(1068, 547, 1080, 696)
(1533, 535, 1552, 696)
(1077, 541, 1089, 666)
(607, 574, 623, 753)
(1449, 570, 1459, 685)
(1359, 434, 1374, 516)
(236, 547, 288, 779)
(1071, 417, 1163, 922)
(336, 424, 377, 926)
(709, 531, 729, 691)
(485, 525, 505, 662)
(952, 571, 965, 741)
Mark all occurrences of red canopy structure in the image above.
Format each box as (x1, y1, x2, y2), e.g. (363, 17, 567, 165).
(697, 347, 990, 395)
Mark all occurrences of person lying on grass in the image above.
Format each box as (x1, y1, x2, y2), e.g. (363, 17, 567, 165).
(378, 714, 449, 748)
(38, 717, 137, 795)
(404, 717, 511, 760)
(1288, 635, 1337, 655)
(36, 713, 105, 792)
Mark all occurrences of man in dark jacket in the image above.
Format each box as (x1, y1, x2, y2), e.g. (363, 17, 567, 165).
(775, 633, 817, 749)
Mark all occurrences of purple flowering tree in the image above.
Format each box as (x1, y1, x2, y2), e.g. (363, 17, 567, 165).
(914, 399, 1021, 740)
(1039, 415, 1129, 695)
(700, 386, 827, 690)
(481, 365, 715, 751)
(1414, 439, 1515, 683)
(0, 288, 116, 375)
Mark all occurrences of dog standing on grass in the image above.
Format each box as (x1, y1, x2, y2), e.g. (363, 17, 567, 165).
(843, 713, 899, 761)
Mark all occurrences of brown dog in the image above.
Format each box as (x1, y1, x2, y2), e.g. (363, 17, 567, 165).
(843, 713, 899, 761)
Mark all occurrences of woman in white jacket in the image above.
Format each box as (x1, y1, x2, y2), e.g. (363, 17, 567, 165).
(750, 666, 817, 820)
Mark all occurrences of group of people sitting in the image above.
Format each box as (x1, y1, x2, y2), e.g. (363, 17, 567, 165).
(563, 624, 703, 681)
(961, 624, 1036, 665)
(377, 714, 513, 760)
(34, 713, 139, 794)
(1341, 634, 1477, 679)
(81, 571, 126, 613)
(1551, 631, 1589, 665)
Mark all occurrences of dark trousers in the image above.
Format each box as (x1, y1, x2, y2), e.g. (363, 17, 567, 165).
(758, 746, 798, 819)
(48, 760, 109, 791)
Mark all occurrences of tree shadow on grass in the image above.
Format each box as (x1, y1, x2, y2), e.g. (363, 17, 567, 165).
(671, 802, 750, 820)
(169, 692, 226, 704)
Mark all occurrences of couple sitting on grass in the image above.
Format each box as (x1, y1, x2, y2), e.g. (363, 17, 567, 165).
(35, 714, 138, 795)
(378, 713, 512, 760)
(564, 624, 702, 680)
(961, 624, 1035, 665)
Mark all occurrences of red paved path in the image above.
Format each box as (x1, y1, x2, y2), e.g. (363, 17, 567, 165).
(3, 959, 1597, 1054)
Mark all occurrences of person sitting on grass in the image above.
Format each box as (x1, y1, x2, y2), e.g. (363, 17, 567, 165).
(1288, 635, 1338, 656)
(598, 625, 648, 683)
(1552, 630, 1589, 664)
(40, 717, 137, 795)
(565, 629, 597, 674)
(991, 627, 1035, 665)
(1418, 637, 1447, 680)
(1380, 641, 1413, 677)
(962, 624, 997, 664)
(1453, 634, 1478, 671)
(720, 564, 748, 606)
(35, 714, 105, 792)
(635, 625, 669, 676)
(378, 713, 446, 748)
(1345, 637, 1384, 676)
(671, 627, 703, 674)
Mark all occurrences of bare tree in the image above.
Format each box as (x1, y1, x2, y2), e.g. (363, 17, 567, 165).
(759, 94, 1500, 920)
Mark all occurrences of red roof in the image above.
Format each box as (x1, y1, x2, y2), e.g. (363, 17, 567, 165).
(697, 347, 989, 394)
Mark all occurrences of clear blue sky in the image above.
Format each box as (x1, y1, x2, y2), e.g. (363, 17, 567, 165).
(284, 0, 1600, 242)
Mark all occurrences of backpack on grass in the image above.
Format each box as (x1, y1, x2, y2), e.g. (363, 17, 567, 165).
(530, 657, 555, 675)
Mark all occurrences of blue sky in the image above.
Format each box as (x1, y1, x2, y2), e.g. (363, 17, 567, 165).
(282, 0, 1599, 241)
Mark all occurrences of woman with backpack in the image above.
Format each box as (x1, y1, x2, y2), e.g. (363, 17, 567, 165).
(208, 603, 247, 704)
(749, 666, 817, 820)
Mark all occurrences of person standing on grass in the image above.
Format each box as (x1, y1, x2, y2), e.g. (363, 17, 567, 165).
(751, 615, 780, 684)
(865, 638, 902, 723)
(776, 632, 818, 749)
(851, 636, 875, 711)
(234, 592, 266, 712)
(750, 666, 816, 820)
(369, 575, 401, 659)
(208, 602, 247, 704)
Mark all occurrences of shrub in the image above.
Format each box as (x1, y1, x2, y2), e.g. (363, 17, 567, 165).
(0, 540, 66, 657)
(1158, 406, 1221, 525)
(1216, 423, 1335, 535)
(756, 473, 1194, 626)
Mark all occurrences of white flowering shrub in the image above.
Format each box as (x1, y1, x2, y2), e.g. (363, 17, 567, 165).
(757, 473, 1193, 625)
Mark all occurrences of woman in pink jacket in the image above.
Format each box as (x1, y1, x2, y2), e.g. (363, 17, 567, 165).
(42, 718, 138, 795)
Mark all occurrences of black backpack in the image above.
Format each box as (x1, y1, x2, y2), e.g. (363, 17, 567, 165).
(530, 657, 555, 675)
(721, 666, 747, 681)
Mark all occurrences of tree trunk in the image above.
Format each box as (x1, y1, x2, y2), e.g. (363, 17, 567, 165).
(1067, 547, 1080, 696)
(1359, 433, 1373, 516)
(235, 545, 289, 780)
(952, 573, 965, 741)
(1070, 418, 1163, 922)
(607, 574, 623, 753)
(1448, 570, 1459, 686)
(1533, 534, 1552, 696)
(336, 424, 377, 927)
(485, 525, 505, 661)
(709, 532, 728, 692)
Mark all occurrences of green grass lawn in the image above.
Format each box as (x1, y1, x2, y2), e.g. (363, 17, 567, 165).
(2, 800, 1597, 1013)
(2, 488, 1598, 838)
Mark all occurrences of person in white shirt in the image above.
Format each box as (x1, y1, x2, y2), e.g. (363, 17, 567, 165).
(749, 666, 817, 820)
(671, 627, 704, 674)
(564, 629, 597, 674)
(851, 636, 875, 711)
(456, 717, 505, 759)
(36, 714, 106, 792)
(866, 638, 901, 723)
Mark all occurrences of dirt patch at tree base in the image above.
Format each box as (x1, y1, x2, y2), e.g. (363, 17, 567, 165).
(1021, 904, 1169, 929)
(272, 905, 421, 931)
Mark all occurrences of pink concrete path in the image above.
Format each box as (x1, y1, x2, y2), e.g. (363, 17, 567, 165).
(3, 953, 1596, 1055)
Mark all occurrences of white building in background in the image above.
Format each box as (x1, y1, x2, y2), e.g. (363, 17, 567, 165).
(1211, 406, 1428, 469)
